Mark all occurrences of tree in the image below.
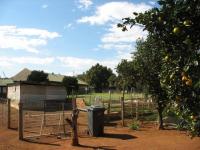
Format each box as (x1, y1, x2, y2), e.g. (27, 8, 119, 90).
(77, 73, 87, 82)
(62, 76, 78, 96)
(27, 70, 48, 82)
(133, 36, 168, 129)
(108, 74, 117, 89)
(119, 0, 200, 135)
(86, 63, 113, 92)
(116, 60, 137, 94)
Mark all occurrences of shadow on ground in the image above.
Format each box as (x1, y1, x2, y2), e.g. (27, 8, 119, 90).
(77, 144, 116, 150)
(23, 137, 61, 146)
(103, 133, 137, 140)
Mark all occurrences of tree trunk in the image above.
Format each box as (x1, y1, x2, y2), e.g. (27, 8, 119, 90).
(157, 107, 164, 130)
(71, 97, 79, 146)
(71, 109, 79, 146)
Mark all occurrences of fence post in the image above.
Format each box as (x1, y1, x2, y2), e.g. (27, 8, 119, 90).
(136, 100, 139, 120)
(62, 102, 66, 136)
(71, 96, 79, 146)
(7, 98, 11, 129)
(131, 99, 134, 117)
(121, 97, 125, 127)
(108, 90, 111, 115)
(89, 95, 92, 105)
(18, 102, 24, 140)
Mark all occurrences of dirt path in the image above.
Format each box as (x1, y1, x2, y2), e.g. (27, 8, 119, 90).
(0, 122, 200, 150)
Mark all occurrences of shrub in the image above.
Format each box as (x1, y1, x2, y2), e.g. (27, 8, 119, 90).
(129, 120, 140, 130)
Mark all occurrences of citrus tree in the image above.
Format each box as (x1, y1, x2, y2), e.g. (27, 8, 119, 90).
(133, 36, 168, 129)
(118, 0, 200, 136)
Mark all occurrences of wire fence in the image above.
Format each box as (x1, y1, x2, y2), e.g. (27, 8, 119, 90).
(0, 98, 8, 128)
(17, 99, 89, 142)
(104, 98, 156, 121)
(1, 97, 157, 144)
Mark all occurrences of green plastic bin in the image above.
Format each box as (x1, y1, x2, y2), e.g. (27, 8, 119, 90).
(87, 106, 105, 137)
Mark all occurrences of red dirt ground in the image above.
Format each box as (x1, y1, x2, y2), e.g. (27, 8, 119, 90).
(0, 122, 200, 150)
(1, 101, 200, 150)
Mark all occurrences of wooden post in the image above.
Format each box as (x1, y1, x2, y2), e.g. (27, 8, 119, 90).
(131, 92, 133, 117)
(62, 102, 66, 136)
(7, 98, 11, 129)
(108, 90, 111, 115)
(89, 95, 92, 105)
(121, 97, 125, 127)
(136, 100, 139, 120)
(71, 95, 79, 146)
(131, 99, 134, 117)
(44, 101, 46, 126)
(18, 102, 24, 140)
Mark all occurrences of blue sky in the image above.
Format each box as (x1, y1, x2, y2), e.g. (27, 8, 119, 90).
(0, 0, 156, 77)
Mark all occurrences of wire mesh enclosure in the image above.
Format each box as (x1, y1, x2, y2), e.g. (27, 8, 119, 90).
(22, 99, 73, 140)
(0, 98, 8, 128)
(101, 97, 157, 122)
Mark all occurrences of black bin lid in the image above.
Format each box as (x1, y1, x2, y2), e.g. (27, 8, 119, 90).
(87, 105, 105, 111)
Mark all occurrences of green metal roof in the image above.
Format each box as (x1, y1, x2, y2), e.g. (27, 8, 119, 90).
(0, 78, 14, 86)
(48, 73, 65, 82)
(11, 68, 31, 81)
(48, 73, 88, 85)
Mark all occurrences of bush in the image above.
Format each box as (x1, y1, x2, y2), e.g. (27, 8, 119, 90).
(129, 120, 140, 130)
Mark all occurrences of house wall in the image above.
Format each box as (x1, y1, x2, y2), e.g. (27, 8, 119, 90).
(7, 84, 67, 110)
(20, 84, 46, 109)
(20, 84, 45, 102)
(46, 86, 66, 100)
(78, 85, 88, 94)
(7, 85, 21, 108)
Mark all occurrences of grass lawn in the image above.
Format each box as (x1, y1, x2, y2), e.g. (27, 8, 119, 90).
(78, 92, 147, 105)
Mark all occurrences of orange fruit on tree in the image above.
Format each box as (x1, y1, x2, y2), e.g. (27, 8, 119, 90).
(183, 20, 191, 27)
(186, 79, 192, 86)
(173, 27, 180, 34)
(182, 76, 187, 81)
(164, 55, 169, 61)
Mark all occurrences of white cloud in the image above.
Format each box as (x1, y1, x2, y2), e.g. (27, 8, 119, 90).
(77, 2, 151, 25)
(78, 0, 93, 9)
(116, 50, 133, 60)
(102, 24, 147, 43)
(99, 43, 132, 51)
(0, 56, 55, 67)
(0, 26, 60, 53)
(57, 56, 118, 73)
(99, 24, 147, 60)
(77, 1, 151, 61)
(42, 4, 48, 9)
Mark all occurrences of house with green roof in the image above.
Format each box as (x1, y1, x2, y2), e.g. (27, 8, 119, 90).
(12, 68, 88, 87)
(6, 68, 88, 108)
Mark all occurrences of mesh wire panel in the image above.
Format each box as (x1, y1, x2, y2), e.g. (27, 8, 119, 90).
(0, 99, 8, 128)
(22, 100, 73, 140)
